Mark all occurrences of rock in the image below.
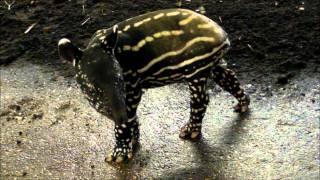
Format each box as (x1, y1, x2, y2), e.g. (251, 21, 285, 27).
(276, 73, 295, 85)
(276, 75, 289, 85)
(278, 61, 307, 73)
(32, 112, 43, 120)
(42, 26, 51, 33)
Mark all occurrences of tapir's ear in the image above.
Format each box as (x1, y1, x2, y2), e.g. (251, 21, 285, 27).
(58, 38, 82, 62)
(104, 25, 118, 49)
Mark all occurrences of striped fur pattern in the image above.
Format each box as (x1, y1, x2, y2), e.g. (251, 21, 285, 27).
(76, 9, 250, 162)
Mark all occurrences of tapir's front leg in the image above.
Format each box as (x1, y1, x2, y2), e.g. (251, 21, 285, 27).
(106, 85, 142, 163)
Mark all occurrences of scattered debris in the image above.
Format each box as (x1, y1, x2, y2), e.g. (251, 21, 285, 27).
(196, 6, 206, 14)
(4, 0, 15, 10)
(247, 44, 266, 59)
(175, 0, 182, 7)
(24, 22, 38, 34)
(81, 17, 91, 26)
(32, 112, 43, 120)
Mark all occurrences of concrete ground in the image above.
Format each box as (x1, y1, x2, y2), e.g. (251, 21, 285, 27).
(1, 60, 319, 179)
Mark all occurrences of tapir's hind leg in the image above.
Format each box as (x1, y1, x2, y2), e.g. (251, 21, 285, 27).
(179, 73, 210, 140)
(211, 65, 250, 113)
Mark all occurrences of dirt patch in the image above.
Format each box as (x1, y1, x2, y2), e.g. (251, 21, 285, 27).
(1, 97, 44, 124)
(1, 0, 319, 81)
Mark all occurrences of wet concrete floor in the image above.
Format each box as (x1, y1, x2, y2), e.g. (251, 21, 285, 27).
(1, 60, 319, 179)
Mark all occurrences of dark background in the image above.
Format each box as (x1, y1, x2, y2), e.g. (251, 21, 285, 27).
(1, 0, 319, 85)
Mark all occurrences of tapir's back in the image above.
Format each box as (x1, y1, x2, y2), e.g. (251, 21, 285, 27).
(112, 9, 229, 76)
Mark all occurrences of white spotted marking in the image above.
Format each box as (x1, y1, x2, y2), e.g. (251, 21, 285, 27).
(132, 46, 139, 51)
(131, 78, 141, 88)
(127, 106, 131, 111)
(200, 77, 207, 81)
(98, 36, 106, 41)
(153, 13, 164, 20)
(153, 32, 162, 38)
(171, 30, 184, 36)
(117, 47, 122, 53)
(123, 25, 130, 31)
(128, 116, 136, 122)
(161, 31, 171, 36)
(179, 15, 196, 26)
(135, 40, 147, 51)
(123, 70, 132, 76)
(166, 11, 180, 16)
(134, 17, 151, 27)
(157, 76, 170, 80)
(170, 73, 182, 78)
(197, 24, 212, 29)
(133, 94, 141, 100)
(182, 12, 189, 16)
(131, 103, 138, 109)
(123, 45, 131, 51)
(213, 26, 224, 36)
(127, 91, 135, 95)
(145, 36, 154, 42)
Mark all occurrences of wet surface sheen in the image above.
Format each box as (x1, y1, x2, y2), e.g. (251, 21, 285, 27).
(1, 60, 319, 179)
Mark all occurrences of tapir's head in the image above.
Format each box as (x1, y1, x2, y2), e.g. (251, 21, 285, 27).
(57, 25, 119, 67)
(57, 25, 128, 123)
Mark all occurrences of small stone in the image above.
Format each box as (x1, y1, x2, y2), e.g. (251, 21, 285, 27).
(42, 26, 51, 33)
(276, 75, 290, 85)
(17, 140, 22, 145)
(15, 116, 23, 121)
(32, 113, 43, 120)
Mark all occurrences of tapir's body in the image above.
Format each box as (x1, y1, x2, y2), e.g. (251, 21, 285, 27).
(58, 8, 250, 163)
(88, 9, 228, 88)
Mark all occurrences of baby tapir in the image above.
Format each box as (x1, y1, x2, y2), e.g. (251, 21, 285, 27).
(58, 8, 250, 163)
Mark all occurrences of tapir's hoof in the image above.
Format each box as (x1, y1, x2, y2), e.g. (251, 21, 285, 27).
(105, 145, 133, 163)
(234, 94, 250, 113)
(179, 123, 202, 140)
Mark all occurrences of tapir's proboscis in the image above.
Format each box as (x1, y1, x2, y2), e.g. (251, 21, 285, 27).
(58, 8, 250, 163)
